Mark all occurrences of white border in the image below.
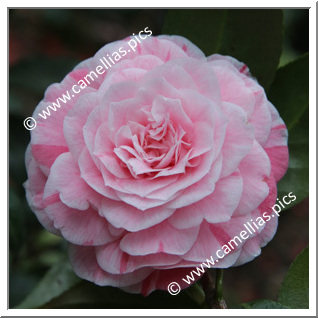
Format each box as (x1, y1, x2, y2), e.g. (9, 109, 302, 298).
(1, 0, 316, 8)
(4, 1, 316, 316)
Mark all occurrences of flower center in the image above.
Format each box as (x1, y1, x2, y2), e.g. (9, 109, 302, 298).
(114, 110, 191, 179)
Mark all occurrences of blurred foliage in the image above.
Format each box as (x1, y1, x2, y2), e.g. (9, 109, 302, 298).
(164, 9, 283, 91)
(9, 9, 309, 309)
(15, 260, 80, 309)
(279, 10, 309, 66)
(241, 246, 309, 309)
(278, 246, 309, 308)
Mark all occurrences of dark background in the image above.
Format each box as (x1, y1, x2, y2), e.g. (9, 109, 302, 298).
(9, 9, 309, 308)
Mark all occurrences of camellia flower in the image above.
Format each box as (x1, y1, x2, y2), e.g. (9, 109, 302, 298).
(24, 35, 288, 296)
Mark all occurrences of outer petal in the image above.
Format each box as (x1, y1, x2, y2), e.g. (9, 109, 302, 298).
(95, 241, 181, 275)
(44, 152, 101, 211)
(232, 212, 278, 266)
(30, 71, 96, 175)
(264, 102, 289, 182)
(120, 221, 200, 256)
(68, 244, 153, 287)
(208, 56, 255, 117)
(182, 221, 241, 266)
(44, 200, 115, 246)
(208, 53, 250, 76)
(234, 141, 271, 216)
(24, 157, 60, 236)
(121, 267, 202, 296)
(159, 35, 206, 59)
(137, 37, 189, 62)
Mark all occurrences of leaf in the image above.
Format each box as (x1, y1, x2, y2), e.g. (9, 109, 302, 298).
(278, 246, 309, 309)
(15, 260, 80, 309)
(268, 55, 309, 208)
(162, 9, 227, 56)
(242, 299, 290, 309)
(40, 281, 201, 309)
(219, 10, 283, 91)
(162, 9, 283, 90)
(268, 54, 309, 132)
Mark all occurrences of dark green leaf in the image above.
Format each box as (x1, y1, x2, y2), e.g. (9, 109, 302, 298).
(15, 260, 80, 309)
(278, 246, 309, 309)
(268, 55, 309, 208)
(268, 54, 309, 131)
(242, 299, 290, 309)
(41, 281, 201, 309)
(162, 9, 227, 56)
(219, 10, 283, 91)
(162, 9, 283, 90)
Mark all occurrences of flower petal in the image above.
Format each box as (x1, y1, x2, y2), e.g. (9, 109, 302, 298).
(120, 222, 200, 256)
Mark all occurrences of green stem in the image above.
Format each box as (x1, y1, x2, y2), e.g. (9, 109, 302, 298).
(215, 269, 223, 300)
(214, 269, 227, 309)
(201, 269, 227, 309)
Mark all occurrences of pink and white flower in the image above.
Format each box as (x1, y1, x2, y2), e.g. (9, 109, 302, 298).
(25, 35, 288, 295)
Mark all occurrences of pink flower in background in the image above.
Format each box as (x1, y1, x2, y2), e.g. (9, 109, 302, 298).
(24, 35, 288, 295)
